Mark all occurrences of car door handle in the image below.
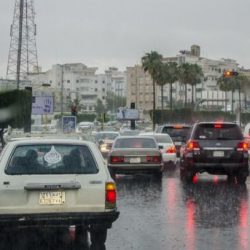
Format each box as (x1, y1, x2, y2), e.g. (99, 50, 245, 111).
(24, 182, 81, 190)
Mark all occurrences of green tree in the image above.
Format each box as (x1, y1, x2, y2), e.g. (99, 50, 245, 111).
(106, 91, 126, 113)
(178, 63, 203, 108)
(141, 51, 163, 130)
(156, 62, 179, 112)
(95, 98, 106, 116)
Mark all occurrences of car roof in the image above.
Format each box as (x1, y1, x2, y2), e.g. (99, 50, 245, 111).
(7, 138, 94, 147)
(195, 121, 238, 125)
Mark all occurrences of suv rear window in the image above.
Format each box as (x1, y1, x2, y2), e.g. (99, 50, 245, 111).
(162, 126, 191, 142)
(6, 144, 98, 175)
(194, 123, 243, 140)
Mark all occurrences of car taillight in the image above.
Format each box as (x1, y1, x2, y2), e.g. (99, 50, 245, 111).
(237, 141, 249, 151)
(146, 155, 161, 163)
(187, 140, 200, 151)
(110, 156, 124, 163)
(105, 182, 116, 209)
(166, 146, 176, 153)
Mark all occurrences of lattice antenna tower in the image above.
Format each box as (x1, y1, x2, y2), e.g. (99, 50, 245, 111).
(6, 0, 39, 89)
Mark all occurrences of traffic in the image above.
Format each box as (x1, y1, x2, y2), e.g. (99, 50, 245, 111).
(0, 120, 249, 249)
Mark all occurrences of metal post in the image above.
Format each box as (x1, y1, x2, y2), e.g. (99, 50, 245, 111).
(61, 65, 64, 116)
(17, 0, 24, 89)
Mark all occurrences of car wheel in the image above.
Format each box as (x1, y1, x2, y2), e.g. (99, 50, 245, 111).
(180, 169, 194, 182)
(73, 226, 89, 249)
(109, 168, 116, 179)
(90, 229, 107, 247)
(235, 172, 247, 184)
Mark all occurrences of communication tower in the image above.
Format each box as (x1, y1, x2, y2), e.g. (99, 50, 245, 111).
(6, 0, 39, 89)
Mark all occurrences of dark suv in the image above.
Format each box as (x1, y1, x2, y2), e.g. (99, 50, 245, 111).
(156, 124, 192, 157)
(180, 122, 249, 183)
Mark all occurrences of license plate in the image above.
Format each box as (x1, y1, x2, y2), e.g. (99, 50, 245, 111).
(213, 151, 224, 157)
(39, 191, 66, 205)
(175, 142, 182, 146)
(130, 157, 141, 163)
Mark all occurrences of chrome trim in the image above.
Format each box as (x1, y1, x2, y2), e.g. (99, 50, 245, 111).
(203, 147, 234, 150)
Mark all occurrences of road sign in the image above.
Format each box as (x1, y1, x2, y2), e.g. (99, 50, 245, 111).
(32, 96, 54, 115)
(62, 116, 77, 133)
(116, 107, 140, 120)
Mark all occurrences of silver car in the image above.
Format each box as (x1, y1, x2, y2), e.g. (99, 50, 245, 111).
(108, 136, 163, 178)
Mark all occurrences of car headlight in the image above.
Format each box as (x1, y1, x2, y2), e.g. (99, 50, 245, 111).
(100, 144, 109, 152)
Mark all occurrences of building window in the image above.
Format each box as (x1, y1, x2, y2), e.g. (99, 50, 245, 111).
(95, 80, 98, 83)
(67, 80, 70, 83)
(102, 96, 105, 100)
(95, 88, 98, 92)
(102, 80, 105, 84)
(76, 80, 79, 83)
(102, 88, 105, 92)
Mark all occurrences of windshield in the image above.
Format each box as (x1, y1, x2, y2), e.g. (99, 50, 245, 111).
(194, 124, 243, 140)
(95, 132, 119, 141)
(162, 127, 190, 142)
(114, 138, 157, 149)
(6, 144, 98, 175)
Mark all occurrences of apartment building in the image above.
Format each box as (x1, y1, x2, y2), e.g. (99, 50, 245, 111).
(105, 67, 126, 97)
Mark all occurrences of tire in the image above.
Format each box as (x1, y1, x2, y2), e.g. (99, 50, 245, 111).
(109, 168, 116, 180)
(73, 226, 89, 249)
(235, 172, 247, 184)
(90, 229, 107, 245)
(180, 169, 194, 182)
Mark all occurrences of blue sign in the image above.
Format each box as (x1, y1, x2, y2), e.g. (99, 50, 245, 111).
(62, 116, 77, 133)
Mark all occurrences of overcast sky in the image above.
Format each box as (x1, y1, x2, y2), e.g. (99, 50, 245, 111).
(0, 0, 250, 77)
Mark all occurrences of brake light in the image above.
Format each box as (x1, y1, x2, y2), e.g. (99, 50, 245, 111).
(110, 156, 124, 163)
(214, 124, 222, 128)
(146, 155, 162, 163)
(166, 146, 176, 153)
(174, 125, 183, 129)
(237, 141, 249, 151)
(187, 140, 200, 151)
(105, 182, 116, 209)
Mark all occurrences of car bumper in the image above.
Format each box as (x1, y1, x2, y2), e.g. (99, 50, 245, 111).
(108, 164, 162, 174)
(162, 153, 177, 164)
(0, 210, 120, 229)
(183, 162, 249, 175)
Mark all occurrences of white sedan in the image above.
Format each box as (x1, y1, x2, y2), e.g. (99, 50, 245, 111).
(140, 133, 177, 168)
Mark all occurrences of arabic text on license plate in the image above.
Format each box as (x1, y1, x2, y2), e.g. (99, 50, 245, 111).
(39, 191, 66, 205)
(130, 157, 141, 163)
(213, 151, 224, 157)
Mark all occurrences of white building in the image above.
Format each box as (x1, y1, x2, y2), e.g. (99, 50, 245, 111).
(27, 63, 109, 113)
(105, 67, 126, 97)
(162, 45, 239, 110)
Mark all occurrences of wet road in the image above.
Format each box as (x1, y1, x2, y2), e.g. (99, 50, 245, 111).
(0, 168, 249, 250)
(106, 169, 249, 250)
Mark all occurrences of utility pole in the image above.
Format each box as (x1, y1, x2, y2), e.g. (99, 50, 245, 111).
(61, 65, 64, 116)
(6, 0, 39, 88)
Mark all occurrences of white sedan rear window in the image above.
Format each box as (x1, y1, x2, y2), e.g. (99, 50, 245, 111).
(6, 144, 98, 175)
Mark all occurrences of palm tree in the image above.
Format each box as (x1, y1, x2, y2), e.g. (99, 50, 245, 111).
(141, 51, 163, 130)
(178, 63, 203, 108)
(189, 64, 204, 107)
(217, 76, 232, 111)
(156, 62, 178, 111)
(178, 63, 191, 107)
